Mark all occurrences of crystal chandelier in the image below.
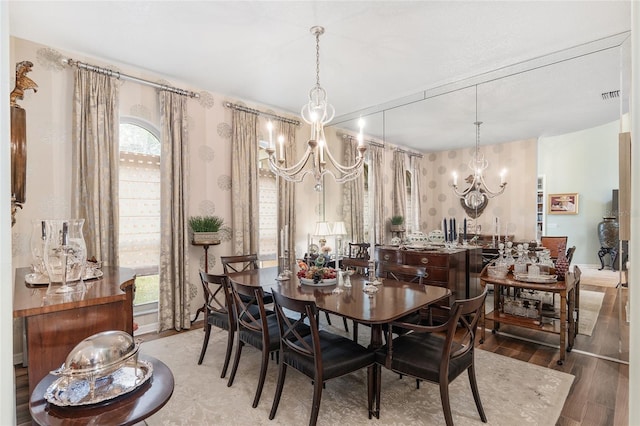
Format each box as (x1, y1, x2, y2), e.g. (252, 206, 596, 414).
(265, 26, 367, 192)
(452, 86, 507, 205)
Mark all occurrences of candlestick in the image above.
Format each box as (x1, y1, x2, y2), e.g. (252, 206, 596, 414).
(278, 135, 284, 160)
(453, 218, 457, 242)
(62, 221, 68, 246)
(452, 172, 458, 186)
(443, 219, 448, 242)
(463, 218, 467, 241)
(280, 229, 284, 254)
(449, 218, 453, 243)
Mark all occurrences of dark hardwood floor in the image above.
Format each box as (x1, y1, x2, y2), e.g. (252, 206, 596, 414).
(15, 285, 628, 425)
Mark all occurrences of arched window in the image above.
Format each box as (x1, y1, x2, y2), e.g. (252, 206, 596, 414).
(119, 118, 161, 306)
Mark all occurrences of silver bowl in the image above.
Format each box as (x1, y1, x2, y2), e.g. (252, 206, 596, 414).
(51, 330, 140, 379)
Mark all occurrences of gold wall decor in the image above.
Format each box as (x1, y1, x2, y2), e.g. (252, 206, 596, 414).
(9, 60, 38, 226)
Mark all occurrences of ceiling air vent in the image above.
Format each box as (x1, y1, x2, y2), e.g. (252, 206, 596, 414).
(601, 90, 620, 100)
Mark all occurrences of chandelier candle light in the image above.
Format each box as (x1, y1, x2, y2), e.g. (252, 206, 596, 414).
(264, 26, 367, 191)
(451, 86, 507, 203)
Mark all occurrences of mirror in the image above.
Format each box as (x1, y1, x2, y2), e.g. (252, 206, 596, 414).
(335, 38, 630, 362)
(460, 190, 488, 218)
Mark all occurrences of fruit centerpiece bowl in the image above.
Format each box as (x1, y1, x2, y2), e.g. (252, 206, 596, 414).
(297, 266, 338, 286)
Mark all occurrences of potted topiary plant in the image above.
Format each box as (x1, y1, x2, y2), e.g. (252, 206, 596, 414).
(188, 215, 224, 244)
(390, 215, 405, 232)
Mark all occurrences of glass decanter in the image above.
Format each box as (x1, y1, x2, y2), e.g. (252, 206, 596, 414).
(43, 219, 87, 294)
(504, 241, 515, 266)
(514, 244, 528, 274)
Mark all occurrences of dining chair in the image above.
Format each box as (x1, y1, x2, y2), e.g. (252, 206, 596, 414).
(371, 263, 431, 345)
(540, 236, 568, 259)
(228, 280, 309, 408)
(377, 262, 426, 284)
(220, 254, 260, 273)
(342, 242, 370, 273)
(221, 253, 273, 305)
(197, 272, 239, 378)
(269, 291, 378, 425)
(376, 289, 488, 426)
(566, 245, 576, 265)
(119, 276, 137, 335)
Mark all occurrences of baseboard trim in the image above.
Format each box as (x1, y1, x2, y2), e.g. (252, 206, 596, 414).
(14, 353, 23, 366)
(135, 322, 158, 336)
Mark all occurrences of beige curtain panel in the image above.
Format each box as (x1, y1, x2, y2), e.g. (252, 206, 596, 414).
(158, 91, 191, 332)
(342, 137, 365, 243)
(71, 68, 120, 267)
(231, 109, 260, 255)
(393, 150, 407, 223)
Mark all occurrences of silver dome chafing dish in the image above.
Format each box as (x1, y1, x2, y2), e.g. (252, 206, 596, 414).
(49, 330, 143, 403)
(51, 330, 141, 378)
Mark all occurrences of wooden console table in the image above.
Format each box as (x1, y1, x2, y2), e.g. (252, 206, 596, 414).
(13, 266, 135, 394)
(480, 266, 579, 365)
(376, 245, 482, 303)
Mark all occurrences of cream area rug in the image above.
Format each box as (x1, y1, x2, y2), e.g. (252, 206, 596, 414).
(576, 264, 624, 288)
(141, 321, 574, 425)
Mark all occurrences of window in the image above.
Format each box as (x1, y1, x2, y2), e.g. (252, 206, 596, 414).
(258, 141, 277, 266)
(119, 118, 161, 307)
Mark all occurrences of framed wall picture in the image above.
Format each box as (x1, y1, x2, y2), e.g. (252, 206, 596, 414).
(548, 193, 579, 215)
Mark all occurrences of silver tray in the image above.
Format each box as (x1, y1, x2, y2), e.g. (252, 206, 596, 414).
(513, 273, 558, 283)
(44, 359, 153, 407)
(26, 269, 104, 285)
(300, 277, 337, 286)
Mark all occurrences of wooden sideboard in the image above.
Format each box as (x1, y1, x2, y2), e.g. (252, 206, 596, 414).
(13, 266, 135, 394)
(375, 246, 482, 303)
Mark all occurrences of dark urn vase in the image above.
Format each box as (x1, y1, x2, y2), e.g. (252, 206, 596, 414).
(597, 217, 619, 248)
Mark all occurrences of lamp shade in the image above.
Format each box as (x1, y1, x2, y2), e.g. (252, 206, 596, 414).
(332, 221, 347, 236)
(314, 221, 332, 236)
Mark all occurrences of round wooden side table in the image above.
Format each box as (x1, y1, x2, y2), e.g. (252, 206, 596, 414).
(29, 355, 174, 426)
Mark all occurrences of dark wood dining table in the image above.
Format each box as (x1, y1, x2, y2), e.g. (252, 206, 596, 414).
(227, 267, 451, 349)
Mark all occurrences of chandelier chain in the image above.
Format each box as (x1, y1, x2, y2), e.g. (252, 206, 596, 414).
(315, 31, 321, 87)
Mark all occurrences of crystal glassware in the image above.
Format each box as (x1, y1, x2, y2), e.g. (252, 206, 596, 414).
(30, 219, 48, 278)
(43, 219, 87, 294)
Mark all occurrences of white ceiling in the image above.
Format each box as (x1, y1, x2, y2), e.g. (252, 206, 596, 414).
(8, 1, 632, 152)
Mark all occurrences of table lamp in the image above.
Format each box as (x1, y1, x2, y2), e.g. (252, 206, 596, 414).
(314, 221, 332, 248)
(332, 221, 348, 256)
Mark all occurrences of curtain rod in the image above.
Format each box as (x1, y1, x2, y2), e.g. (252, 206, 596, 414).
(395, 148, 423, 158)
(224, 102, 300, 126)
(340, 133, 380, 148)
(63, 58, 200, 98)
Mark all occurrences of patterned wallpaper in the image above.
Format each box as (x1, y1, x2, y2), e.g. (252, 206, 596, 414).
(10, 36, 537, 343)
